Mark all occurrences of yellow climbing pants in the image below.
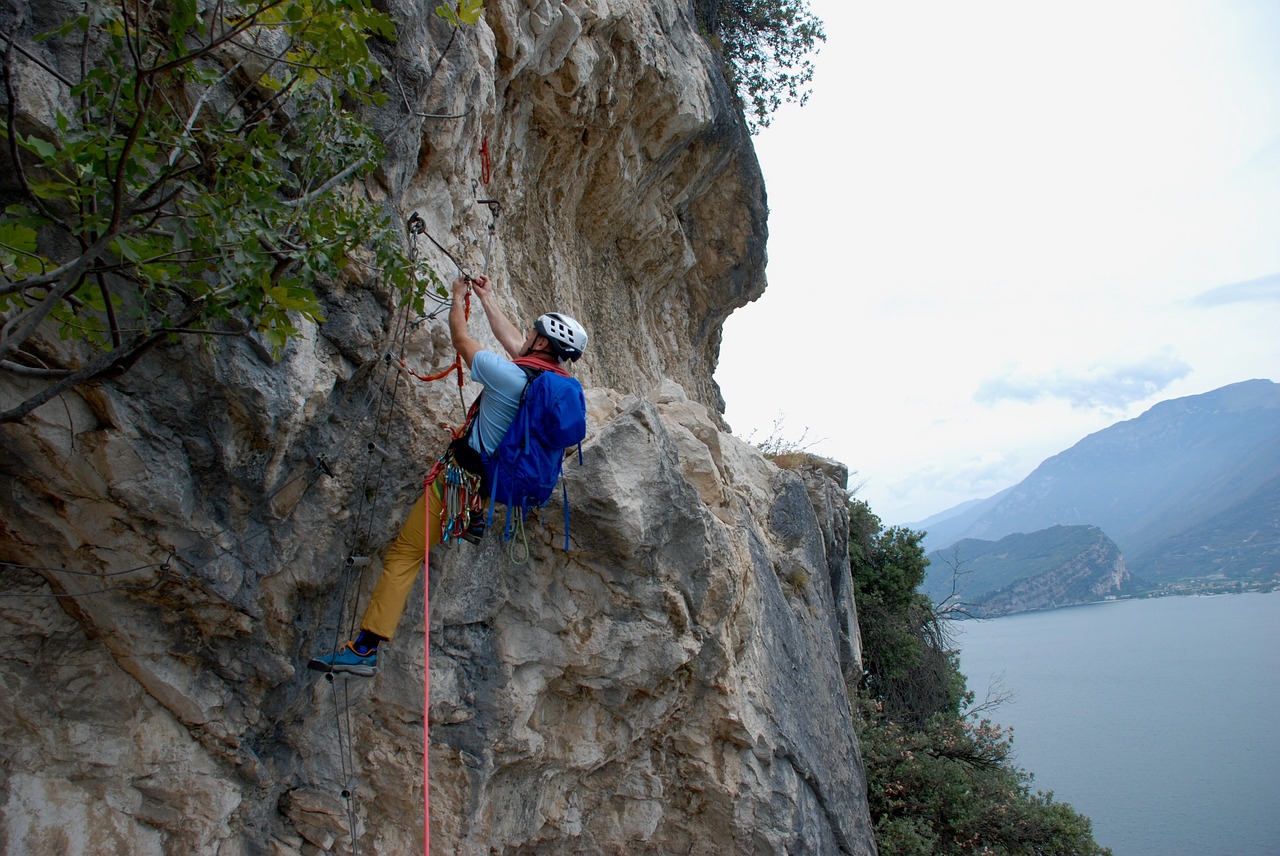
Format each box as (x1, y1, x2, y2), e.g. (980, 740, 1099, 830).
(360, 475, 446, 640)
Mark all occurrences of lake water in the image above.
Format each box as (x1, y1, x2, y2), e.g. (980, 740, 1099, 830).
(953, 591, 1280, 856)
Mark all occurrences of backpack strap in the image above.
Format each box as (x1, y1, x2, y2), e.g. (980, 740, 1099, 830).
(469, 364, 538, 457)
(481, 365, 540, 535)
(562, 480, 571, 551)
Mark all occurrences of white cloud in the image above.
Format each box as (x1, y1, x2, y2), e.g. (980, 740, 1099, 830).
(1189, 273, 1280, 307)
(974, 355, 1193, 410)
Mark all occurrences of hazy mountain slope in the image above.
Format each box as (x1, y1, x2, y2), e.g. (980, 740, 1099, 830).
(920, 380, 1280, 558)
(909, 487, 1011, 547)
(1128, 473, 1280, 582)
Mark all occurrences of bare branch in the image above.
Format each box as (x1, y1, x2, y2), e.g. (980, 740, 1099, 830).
(0, 299, 209, 424)
(146, 0, 293, 77)
(4, 38, 62, 225)
(281, 153, 375, 209)
(962, 676, 1015, 721)
(0, 360, 72, 379)
(170, 54, 251, 166)
(94, 271, 123, 347)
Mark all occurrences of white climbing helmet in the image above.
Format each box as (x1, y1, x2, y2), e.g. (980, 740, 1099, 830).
(534, 313, 588, 361)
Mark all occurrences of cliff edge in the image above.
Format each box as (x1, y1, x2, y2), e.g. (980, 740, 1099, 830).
(0, 1, 875, 853)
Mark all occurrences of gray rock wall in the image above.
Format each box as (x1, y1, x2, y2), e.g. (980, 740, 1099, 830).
(1, 1, 874, 853)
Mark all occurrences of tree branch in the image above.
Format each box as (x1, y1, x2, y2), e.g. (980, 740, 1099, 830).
(0, 299, 210, 424)
(147, 0, 293, 77)
(0, 231, 119, 362)
(281, 153, 375, 209)
(4, 37, 61, 225)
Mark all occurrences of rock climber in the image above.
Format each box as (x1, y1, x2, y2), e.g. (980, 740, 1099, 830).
(308, 274, 588, 676)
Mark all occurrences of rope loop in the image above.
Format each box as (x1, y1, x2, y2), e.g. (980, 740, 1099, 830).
(508, 513, 529, 565)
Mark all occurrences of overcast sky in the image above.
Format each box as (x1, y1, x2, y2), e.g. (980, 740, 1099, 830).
(715, 0, 1280, 525)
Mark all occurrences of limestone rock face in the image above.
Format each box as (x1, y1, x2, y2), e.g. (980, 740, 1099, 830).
(0, 1, 875, 853)
(372, 0, 768, 417)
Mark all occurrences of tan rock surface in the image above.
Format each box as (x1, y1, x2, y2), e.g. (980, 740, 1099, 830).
(1, 1, 874, 853)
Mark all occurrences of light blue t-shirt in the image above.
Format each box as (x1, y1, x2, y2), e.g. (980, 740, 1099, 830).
(468, 350, 532, 454)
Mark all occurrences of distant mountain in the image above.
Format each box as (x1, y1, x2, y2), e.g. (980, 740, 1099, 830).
(1127, 473, 1280, 582)
(919, 379, 1280, 583)
(908, 488, 1011, 540)
(923, 525, 1129, 617)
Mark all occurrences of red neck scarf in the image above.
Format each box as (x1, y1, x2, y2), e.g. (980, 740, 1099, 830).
(512, 352, 569, 377)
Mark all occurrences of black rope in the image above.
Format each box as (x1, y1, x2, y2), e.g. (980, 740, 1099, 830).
(0, 557, 171, 600)
(326, 672, 361, 856)
(332, 220, 425, 645)
(0, 570, 165, 598)
(407, 211, 472, 281)
(314, 233, 429, 856)
(314, 202, 497, 849)
(0, 559, 169, 577)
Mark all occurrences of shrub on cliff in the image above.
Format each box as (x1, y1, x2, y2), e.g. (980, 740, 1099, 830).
(850, 500, 1111, 855)
(854, 697, 1110, 856)
(850, 499, 966, 726)
(695, 0, 825, 131)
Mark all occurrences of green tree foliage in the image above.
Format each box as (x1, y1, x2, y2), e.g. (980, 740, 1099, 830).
(0, 0, 431, 423)
(696, 0, 825, 132)
(855, 697, 1110, 855)
(850, 499, 965, 724)
(850, 500, 1111, 855)
(436, 0, 485, 27)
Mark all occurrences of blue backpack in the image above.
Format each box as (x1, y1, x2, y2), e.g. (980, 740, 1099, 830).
(480, 366, 587, 548)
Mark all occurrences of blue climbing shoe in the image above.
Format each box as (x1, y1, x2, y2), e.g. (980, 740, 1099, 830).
(307, 642, 377, 677)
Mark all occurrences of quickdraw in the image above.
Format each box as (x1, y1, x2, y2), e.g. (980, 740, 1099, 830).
(439, 457, 483, 543)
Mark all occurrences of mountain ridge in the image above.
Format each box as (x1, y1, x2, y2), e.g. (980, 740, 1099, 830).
(923, 525, 1130, 617)
(918, 380, 1280, 582)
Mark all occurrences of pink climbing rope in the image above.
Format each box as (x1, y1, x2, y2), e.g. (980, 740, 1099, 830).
(423, 468, 440, 855)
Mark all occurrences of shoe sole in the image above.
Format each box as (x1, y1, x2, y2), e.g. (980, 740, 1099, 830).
(307, 658, 377, 677)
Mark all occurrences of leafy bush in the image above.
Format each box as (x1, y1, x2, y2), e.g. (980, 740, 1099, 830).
(850, 499, 966, 724)
(696, 0, 825, 131)
(855, 697, 1111, 856)
(850, 499, 1111, 854)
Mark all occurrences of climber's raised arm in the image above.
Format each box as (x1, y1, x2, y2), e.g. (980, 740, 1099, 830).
(469, 275, 526, 359)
